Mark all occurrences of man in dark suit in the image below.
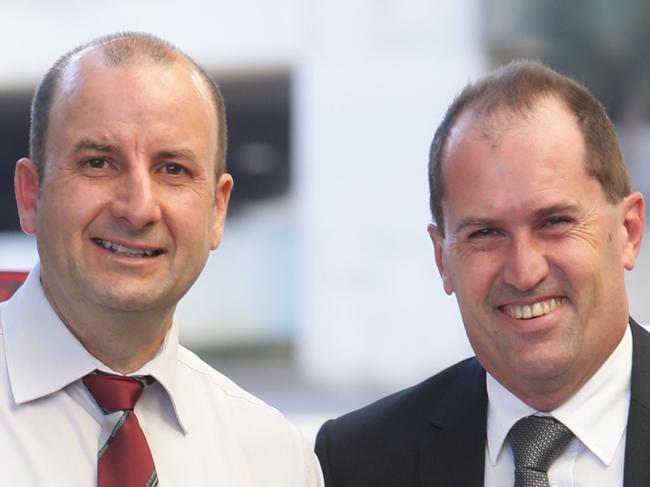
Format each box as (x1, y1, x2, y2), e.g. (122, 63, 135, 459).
(315, 60, 649, 486)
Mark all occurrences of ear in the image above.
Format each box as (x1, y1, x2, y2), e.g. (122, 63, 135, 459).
(209, 172, 234, 250)
(428, 223, 454, 295)
(620, 191, 645, 271)
(14, 158, 40, 236)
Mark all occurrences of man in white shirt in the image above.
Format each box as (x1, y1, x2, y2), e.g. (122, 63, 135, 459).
(315, 60, 650, 486)
(2, 32, 323, 486)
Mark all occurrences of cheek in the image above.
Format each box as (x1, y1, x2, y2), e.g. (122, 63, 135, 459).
(550, 238, 608, 285)
(37, 184, 106, 237)
(450, 251, 503, 298)
(459, 305, 503, 371)
(164, 194, 216, 241)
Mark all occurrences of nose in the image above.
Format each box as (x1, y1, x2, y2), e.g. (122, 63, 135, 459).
(501, 234, 549, 291)
(110, 167, 162, 230)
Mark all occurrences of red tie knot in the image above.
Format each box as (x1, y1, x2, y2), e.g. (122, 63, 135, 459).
(83, 372, 149, 413)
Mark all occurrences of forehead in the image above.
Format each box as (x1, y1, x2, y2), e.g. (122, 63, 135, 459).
(53, 47, 215, 124)
(45, 47, 217, 158)
(441, 97, 604, 228)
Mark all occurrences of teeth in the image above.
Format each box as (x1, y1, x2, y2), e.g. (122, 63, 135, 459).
(94, 239, 159, 258)
(503, 298, 566, 320)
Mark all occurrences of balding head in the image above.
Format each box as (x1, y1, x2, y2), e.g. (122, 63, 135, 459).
(30, 32, 227, 181)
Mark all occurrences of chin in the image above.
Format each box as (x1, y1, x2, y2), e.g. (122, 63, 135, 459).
(514, 353, 572, 382)
(92, 287, 174, 313)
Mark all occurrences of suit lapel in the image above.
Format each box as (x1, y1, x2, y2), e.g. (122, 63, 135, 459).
(415, 320, 650, 486)
(420, 358, 487, 487)
(624, 319, 650, 486)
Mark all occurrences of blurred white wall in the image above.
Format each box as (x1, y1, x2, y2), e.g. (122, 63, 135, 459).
(293, 0, 482, 387)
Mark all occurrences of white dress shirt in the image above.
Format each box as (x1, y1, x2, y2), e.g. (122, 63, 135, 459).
(0, 264, 324, 486)
(484, 325, 631, 487)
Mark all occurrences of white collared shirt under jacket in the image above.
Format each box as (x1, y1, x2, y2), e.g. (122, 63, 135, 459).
(484, 324, 632, 487)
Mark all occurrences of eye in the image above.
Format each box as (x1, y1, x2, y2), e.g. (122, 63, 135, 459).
(543, 216, 571, 228)
(160, 163, 187, 175)
(469, 228, 501, 239)
(85, 158, 109, 169)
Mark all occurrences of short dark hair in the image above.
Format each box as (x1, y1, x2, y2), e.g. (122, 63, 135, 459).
(428, 59, 630, 236)
(30, 31, 227, 180)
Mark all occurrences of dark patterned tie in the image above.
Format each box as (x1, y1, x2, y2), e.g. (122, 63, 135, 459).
(508, 415, 574, 487)
(83, 371, 158, 487)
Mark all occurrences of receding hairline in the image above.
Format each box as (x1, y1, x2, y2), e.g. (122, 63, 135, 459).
(55, 34, 216, 119)
(50, 33, 190, 99)
(65, 34, 176, 65)
(452, 92, 577, 148)
(440, 93, 589, 182)
(55, 43, 215, 115)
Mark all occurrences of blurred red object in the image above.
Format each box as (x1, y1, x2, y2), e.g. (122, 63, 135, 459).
(0, 271, 28, 302)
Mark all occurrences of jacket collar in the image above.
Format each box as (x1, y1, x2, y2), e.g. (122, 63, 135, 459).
(421, 358, 487, 487)
(623, 319, 650, 486)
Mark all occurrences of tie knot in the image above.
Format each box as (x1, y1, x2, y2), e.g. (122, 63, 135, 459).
(83, 372, 150, 413)
(509, 415, 574, 474)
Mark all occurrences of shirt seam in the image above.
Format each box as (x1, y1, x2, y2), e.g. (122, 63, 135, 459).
(176, 353, 282, 413)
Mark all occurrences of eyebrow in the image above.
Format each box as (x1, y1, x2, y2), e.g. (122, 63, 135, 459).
(73, 138, 118, 154)
(453, 203, 580, 234)
(531, 203, 582, 223)
(157, 148, 198, 162)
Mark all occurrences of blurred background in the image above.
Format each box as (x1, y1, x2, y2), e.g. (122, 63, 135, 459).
(2, 0, 650, 442)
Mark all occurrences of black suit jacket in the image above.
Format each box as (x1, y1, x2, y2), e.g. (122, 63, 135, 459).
(315, 320, 650, 487)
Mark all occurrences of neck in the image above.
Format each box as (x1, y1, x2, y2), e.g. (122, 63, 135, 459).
(74, 314, 170, 374)
(42, 279, 173, 374)
(507, 335, 626, 412)
(516, 386, 578, 412)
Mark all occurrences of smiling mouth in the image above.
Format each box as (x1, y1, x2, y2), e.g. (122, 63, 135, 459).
(500, 297, 567, 320)
(93, 239, 163, 258)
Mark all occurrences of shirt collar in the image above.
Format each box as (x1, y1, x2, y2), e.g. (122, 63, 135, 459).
(486, 324, 632, 466)
(3, 263, 99, 403)
(130, 318, 189, 433)
(2, 262, 188, 433)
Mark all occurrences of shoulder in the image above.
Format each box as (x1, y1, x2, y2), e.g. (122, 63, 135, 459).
(176, 345, 285, 418)
(631, 318, 650, 345)
(319, 357, 482, 438)
(175, 345, 306, 447)
(174, 347, 321, 484)
(315, 357, 483, 484)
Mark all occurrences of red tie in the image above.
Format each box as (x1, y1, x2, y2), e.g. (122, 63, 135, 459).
(83, 372, 158, 487)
